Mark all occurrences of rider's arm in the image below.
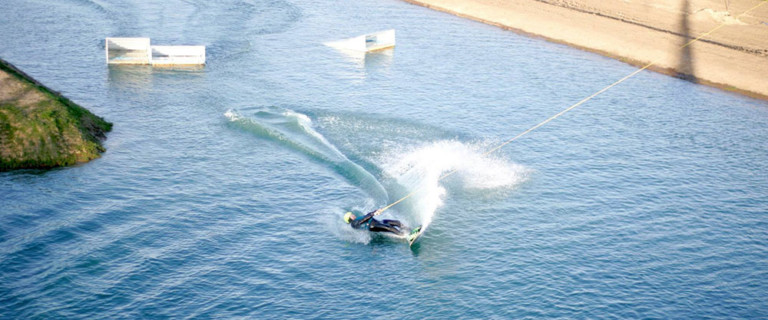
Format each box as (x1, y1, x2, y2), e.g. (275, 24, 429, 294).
(350, 211, 376, 229)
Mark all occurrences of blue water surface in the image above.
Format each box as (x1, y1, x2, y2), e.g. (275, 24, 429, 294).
(1, 0, 767, 318)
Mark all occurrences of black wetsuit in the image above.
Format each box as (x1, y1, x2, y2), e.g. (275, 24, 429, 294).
(350, 211, 405, 235)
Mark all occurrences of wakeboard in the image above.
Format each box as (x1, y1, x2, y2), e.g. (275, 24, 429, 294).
(407, 225, 424, 247)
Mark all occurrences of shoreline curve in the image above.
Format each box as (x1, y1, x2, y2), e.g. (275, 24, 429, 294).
(401, 0, 768, 101)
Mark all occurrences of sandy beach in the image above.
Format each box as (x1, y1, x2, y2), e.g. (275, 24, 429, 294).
(402, 0, 768, 100)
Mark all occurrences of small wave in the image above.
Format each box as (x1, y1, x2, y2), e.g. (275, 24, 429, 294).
(65, 0, 110, 16)
(225, 108, 389, 204)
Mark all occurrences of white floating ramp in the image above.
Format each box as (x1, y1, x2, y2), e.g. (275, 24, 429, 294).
(150, 46, 206, 66)
(106, 37, 205, 66)
(105, 38, 151, 65)
(325, 29, 395, 52)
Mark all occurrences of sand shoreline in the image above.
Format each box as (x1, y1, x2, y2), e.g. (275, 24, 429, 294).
(401, 0, 768, 100)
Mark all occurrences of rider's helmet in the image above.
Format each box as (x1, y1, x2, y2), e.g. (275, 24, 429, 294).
(343, 212, 355, 223)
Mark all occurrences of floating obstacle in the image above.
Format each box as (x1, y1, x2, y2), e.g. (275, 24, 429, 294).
(105, 38, 151, 65)
(324, 29, 395, 53)
(106, 38, 205, 66)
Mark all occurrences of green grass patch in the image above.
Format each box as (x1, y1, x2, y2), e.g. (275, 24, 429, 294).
(0, 58, 113, 171)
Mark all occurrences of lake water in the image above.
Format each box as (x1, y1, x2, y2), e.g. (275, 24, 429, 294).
(1, 0, 767, 318)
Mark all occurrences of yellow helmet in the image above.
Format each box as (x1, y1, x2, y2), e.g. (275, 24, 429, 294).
(343, 212, 354, 223)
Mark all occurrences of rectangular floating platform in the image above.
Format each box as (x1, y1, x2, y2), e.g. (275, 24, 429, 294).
(149, 46, 206, 66)
(105, 38, 151, 65)
(324, 29, 395, 52)
(106, 37, 205, 66)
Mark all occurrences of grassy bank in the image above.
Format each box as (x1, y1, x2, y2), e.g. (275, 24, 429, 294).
(0, 58, 112, 171)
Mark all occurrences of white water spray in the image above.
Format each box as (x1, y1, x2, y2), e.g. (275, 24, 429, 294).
(382, 140, 529, 230)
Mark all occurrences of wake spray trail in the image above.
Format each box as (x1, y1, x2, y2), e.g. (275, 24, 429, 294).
(382, 140, 529, 230)
(225, 108, 388, 204)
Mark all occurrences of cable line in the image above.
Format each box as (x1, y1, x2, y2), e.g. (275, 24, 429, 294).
(375, 0, 767, 216)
